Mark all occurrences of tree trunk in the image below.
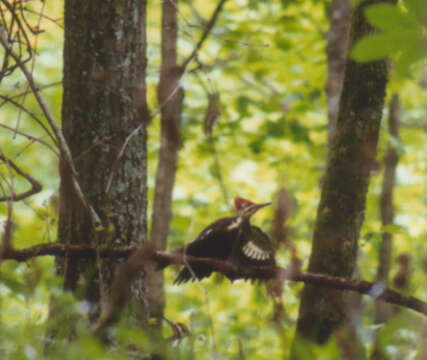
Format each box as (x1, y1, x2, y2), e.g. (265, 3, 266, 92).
(325, 0, 352, 146)
(52, 0, 149, 330)
(291, 0, 395, 352)
(146, 0, 184, 321)
(372, 94, 401, 360)
(325, 3, 367, 359)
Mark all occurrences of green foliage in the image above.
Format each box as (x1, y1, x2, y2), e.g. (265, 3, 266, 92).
(0, 0, 426, 359)
(351, 1, 427, 75)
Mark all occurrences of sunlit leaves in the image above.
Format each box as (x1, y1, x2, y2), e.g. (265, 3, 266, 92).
(351, 2, 427, 75)
(1, 0, 427, 359)
(365, 3, 418, 30)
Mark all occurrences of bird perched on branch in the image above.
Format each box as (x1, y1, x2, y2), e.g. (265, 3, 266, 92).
(172, 198, 276, 284)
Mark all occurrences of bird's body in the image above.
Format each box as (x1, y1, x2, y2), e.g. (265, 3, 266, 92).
(173, 198, 275, 284)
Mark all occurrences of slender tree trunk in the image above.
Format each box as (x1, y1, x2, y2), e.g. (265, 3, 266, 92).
(290, 0, 395, 354)
(326, 0, 352, 146)
(371, 94, 401, 360)
(145, 0, 228, 321)
(50, 0, 149, 334)
(146, 0, 184, 321)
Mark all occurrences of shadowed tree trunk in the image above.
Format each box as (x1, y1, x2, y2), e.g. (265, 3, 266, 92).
(325, 3, 366, 359)
(290, 0, 395, 355)
(371, 94, 401, 360)
(49, 0, 150, 336)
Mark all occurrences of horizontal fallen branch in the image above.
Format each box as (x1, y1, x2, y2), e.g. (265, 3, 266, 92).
(94, 244, 427, 335)
(1, 242, 426, 332)
(2, 243, 427, 316)
(1, 243, 136, 262)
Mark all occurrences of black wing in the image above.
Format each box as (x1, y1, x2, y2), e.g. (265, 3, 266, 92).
(174, 217, 237, 284)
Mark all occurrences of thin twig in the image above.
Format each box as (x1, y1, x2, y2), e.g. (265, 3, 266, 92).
(0, 27, 101, 227)
(0, 154, 42, 202)
(0, 161, 14, 260)
(0, 123, 59, 156)
(105, 123, 143, 193)
(18, 8, 63, 28)
(400, 121, 427, 131)
(180, 0, 229, 70)
(0, 81, 62, 104)
(0, 93, 58, 146)
(106, 0, 229, 190)
(13, 0, 47, 139)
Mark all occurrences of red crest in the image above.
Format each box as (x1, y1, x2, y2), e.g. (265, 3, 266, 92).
(234, 197, 254, 211)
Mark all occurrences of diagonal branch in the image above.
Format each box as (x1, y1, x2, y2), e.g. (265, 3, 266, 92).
(0, 26, 101, 227)
(0, 94, 58, 146)
(180, 0, 229, 70)
(0, 123, 59, 156)
(0, 154, 42, 202)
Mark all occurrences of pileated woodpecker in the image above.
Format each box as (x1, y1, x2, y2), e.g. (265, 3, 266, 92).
(173, 198, 275, 284)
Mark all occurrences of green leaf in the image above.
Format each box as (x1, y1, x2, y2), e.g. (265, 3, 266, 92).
(404, 0, 427, 25)
(0, 272, 28, 295)
(351, 33, 400, 62)
(365, 4, 417, 31)
(351, 30, 420, 62)
(395, 39, 427, 75)
(381, 224, 405, 235)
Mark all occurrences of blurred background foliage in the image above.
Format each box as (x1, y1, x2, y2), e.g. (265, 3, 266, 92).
(0, 0, 426, 359)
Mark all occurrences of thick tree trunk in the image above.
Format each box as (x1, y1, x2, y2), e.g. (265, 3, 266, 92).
(325, 3, 366, 359)
(291, 0, 395, 353)
(53, 0, 149, 328)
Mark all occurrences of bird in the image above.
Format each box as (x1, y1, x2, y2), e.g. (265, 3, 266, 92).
(172, 197, 276, 284)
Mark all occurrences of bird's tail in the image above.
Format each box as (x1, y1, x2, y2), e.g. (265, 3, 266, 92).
(174, 265, 212, 285)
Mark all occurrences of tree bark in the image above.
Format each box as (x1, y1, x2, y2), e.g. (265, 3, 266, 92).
(146, 0, 228, 321)
(145, 0, 184, 321)
(291, 0, 395, 352)
(325, 3, 367, 359)
(376, 94, 400, 308)
(371, 94, 401, 360)
(51, 0, 149, 331)
(326, 0, 352, 146)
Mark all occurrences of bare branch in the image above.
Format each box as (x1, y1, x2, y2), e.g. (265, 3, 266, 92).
(0, 180, 13, 260)
(180, 0, 229, 70)
(400, 120, 427, 131)
(1, 243, 135, 262)
(0, 94, 58, 146)
(106, 0, 228, 192)
(0, 154, 42, 202)
(0, 123, 59, 156)
(0, 26, 101, 227)
(105, 123, 144, 193)
(93, 245, 427, 335)
(1, 242, 426, 320)
(0, 81, 62, 103)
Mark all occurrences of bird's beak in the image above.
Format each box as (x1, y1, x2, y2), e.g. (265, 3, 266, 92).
(254, 202, 272, 212)
(240, 201, 272, 218)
